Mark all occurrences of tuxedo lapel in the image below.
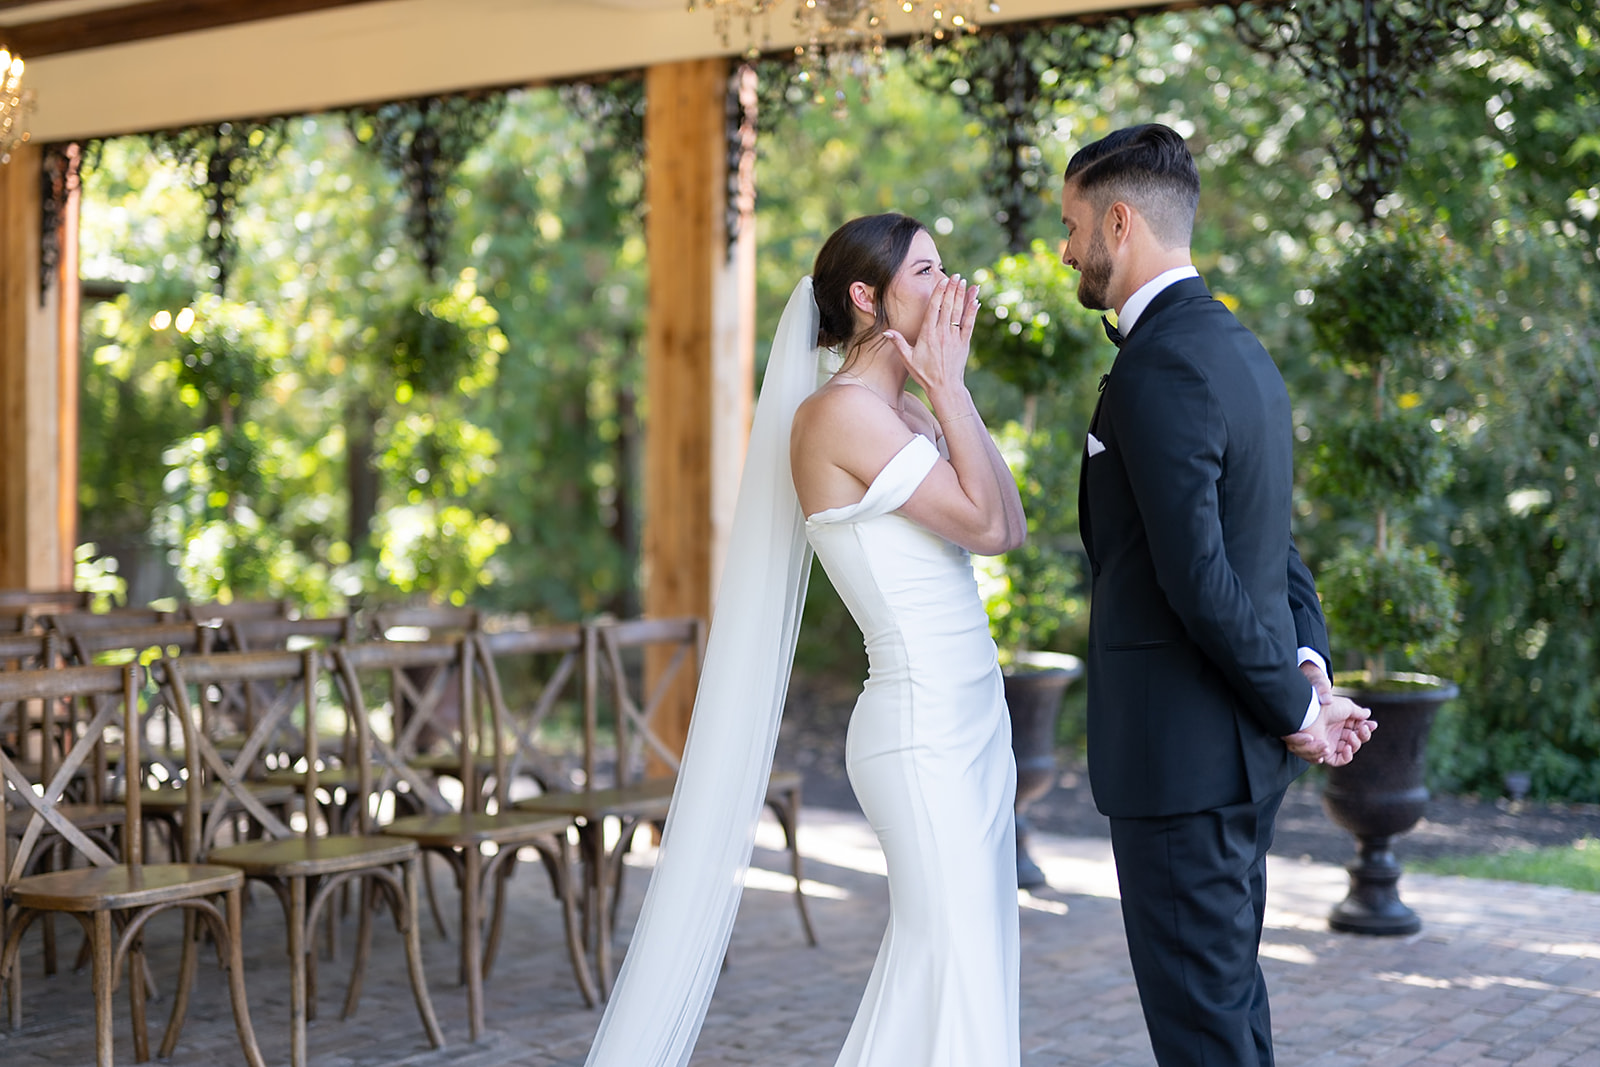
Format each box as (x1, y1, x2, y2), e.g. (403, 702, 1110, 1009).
(1079, 276, 1212, 590)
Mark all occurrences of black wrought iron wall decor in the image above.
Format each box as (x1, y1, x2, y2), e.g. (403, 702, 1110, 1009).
(912, 16, 1134, 251)
(347, 92, 507, 282)
(559, 75, 646, 166)
(148, 120, 286, 295)
(1233, 0, 1507, 224)
(725, 64, 759, 260)
(750, 55, 803, 138)
(38, 140, 81, 306)
(556, 74, 649, 231)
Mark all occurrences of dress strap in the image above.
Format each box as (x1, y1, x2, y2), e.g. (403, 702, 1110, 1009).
(808, 435, 940, 525)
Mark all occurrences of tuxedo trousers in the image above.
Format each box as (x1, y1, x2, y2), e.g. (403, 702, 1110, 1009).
(1108, 787, 1287, 1067)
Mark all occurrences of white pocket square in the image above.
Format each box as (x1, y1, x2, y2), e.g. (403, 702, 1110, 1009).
(1086, 432, 1106, 457)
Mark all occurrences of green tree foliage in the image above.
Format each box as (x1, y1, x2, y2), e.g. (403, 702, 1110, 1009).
(455, 84, 647, 620)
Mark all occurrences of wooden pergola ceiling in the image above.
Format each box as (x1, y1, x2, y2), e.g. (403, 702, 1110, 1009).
(0, 0, 393, 58)
(5, 0, 1183, 142)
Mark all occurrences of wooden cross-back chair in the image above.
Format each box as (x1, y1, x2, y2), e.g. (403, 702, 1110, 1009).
(0, 589, 91, 633)
(333, 636, 596, 1038)
(0, 662, 264, 1067)
(43, 608, 178, 635)
(56, 622, 293, 860)
(0, 630, 60, 784)
(513, 616, 817, 995)
(368, 604, 481, 642)
(222, 614, 358, 653)
(182, 599, 293, 627)
(215, 617, 360, 776)
(2, 629, 108, 982)
(0, 588, 93, 611)
(473, 625, 587, 798)
(0, 630, 57, 667)
(153, 649, 443, 1067)
(1, 630, 62, 770)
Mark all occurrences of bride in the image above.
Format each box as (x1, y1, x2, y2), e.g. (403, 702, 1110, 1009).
(583, 213, 1026, 1066)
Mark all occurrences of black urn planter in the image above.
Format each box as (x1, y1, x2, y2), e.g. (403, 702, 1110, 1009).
(1322, 674, 1458, 936)
(1002, 652, 1083, 890)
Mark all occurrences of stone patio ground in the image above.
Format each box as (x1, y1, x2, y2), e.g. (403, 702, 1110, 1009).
(4, 805, 1599, 1066)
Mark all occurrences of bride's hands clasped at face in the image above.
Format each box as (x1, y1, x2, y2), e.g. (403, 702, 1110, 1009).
(882, 274, 982, 401)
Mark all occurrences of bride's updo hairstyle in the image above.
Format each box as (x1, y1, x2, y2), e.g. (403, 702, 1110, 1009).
(812, 213, 926, 356)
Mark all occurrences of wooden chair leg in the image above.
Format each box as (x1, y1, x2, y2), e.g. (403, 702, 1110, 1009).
(1, 915, 24, 1029)
(606, 819, 639, 935)
(341, 876, 375, 1020)
(127, 933, 151, 1063)
(554, 838, 599, 1009)
(421, 848, 449, 939)
(91, 910, 114, 1067)
(223, 888, 268, 1067)
(481, 858, 512, 980)
(401, 859, 445, 1049)
(288, 876, 309, 1067)
(579, 822, 610, 999)
(157, 910, 200, 1059)
(462, 846, 485, 1041)
(772, 790, 818, 947)
(40, 843, 59, 977)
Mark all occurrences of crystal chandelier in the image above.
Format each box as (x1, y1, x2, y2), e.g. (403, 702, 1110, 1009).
(1, 45, 31, 165)
(691, 0, 993, 105)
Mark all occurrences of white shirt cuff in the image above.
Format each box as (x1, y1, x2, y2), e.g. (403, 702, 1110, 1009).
(1296, 647, 1327, 731)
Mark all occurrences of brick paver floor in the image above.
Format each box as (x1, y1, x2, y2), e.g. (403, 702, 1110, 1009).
(4, 806, 1599, 1065)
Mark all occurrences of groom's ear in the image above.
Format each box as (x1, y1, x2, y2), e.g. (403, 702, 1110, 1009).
(848, 281, 875, 316)
(1107, 201, 1135, 248)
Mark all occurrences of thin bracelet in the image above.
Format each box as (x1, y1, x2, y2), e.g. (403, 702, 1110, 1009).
(940, 412, 978, 425)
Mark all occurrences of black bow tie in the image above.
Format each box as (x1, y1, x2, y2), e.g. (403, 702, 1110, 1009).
(1102, 316, 1125, 348)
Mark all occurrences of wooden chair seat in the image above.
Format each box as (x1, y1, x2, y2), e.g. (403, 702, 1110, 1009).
(383, 810, 573, 850)
(513, 778, 675, 823)
(260, 764, 355, 788)
(208, 835, 420, 879)
(10, 863, 245, 912)
(516, 773, 801, 818)
(140, 782, 299, 812)
(407, 751, 496, 776)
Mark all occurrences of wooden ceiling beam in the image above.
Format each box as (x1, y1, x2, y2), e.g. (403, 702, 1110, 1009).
(2, 0, 392, 58)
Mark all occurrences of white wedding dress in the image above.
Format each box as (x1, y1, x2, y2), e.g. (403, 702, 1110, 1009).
(805, 432, 1021, 1067)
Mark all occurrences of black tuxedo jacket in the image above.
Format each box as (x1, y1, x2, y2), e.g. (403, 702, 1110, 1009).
(1078, 276, 1329, 819)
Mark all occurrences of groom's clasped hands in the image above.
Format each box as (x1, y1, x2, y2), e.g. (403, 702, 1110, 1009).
(1282, 661, 1376, 766)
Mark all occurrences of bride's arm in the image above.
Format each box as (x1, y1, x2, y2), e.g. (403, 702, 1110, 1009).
(911, 395, 1026, 555)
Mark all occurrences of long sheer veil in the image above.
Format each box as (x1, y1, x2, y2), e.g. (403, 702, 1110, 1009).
(583, 277, 825, 1067)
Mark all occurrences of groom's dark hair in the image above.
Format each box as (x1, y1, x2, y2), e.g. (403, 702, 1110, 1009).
(1064, 124, 1200, 250)
(813, 213, 926, 354)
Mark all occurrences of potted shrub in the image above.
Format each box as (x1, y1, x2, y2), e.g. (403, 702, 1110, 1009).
(1304, 218, 1470, 935)
(969, 243, 1102, 888)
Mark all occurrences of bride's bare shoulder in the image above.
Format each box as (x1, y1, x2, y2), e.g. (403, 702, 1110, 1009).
(793, 382, 883, 440)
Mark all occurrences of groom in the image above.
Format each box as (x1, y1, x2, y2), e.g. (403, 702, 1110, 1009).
(1064, 123, 1373, 1066)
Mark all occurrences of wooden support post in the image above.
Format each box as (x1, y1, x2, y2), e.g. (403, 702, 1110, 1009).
(0, 143, 78, 590)
(642, 59, 755, 762)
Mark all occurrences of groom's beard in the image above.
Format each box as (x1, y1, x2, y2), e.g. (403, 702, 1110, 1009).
(1077, 229, 1113, 311)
